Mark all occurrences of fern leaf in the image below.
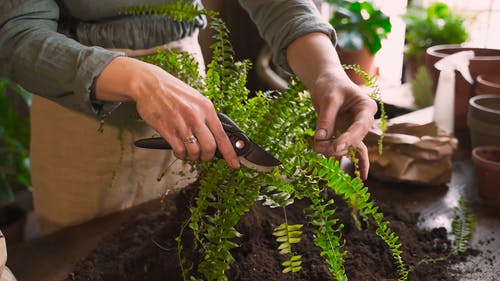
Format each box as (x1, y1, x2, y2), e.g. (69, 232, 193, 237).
(282, 255, 303, 273)
(310, 156, 408, 281)
(303, 183, 348, 281)
(259, 185, 294, 208)
(452, 195, 475, 254)
(121, 1, 217, 22)
(273, 223, 303, 274)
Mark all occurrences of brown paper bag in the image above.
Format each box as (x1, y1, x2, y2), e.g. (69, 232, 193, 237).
(364, 122, 458, 186)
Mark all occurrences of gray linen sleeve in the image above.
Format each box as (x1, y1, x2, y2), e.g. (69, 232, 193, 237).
(0, 0, 125, 116)
(238, 0, 337, 73)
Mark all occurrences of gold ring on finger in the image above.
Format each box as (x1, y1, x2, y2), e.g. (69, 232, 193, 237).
(183, 135, 198, 144)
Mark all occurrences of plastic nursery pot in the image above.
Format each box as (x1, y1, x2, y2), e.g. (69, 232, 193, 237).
(475, 73, 500, 96)
(472, 146, 500, 200)
(467, 94, 500, 148)
(425, 45, 500, 131)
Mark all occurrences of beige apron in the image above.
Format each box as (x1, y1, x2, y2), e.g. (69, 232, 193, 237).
(30, 30, 204, 234)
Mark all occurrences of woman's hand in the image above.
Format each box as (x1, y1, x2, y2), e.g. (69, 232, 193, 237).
(287, 33, 377, 180)
(309, 73, 377, 180)
(94, 56, 241, 169)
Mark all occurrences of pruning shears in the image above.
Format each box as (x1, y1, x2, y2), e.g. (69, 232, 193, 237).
(134, 113, 281, 172)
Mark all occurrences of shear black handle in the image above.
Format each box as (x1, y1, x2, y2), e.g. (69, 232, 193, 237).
(134, 137, 172, 150)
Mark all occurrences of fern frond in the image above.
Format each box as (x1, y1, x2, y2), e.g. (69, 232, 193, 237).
(259, 185, 294, 208)
(121, 1, 217, 22)
(142, 49, 204, 90)
(176, 219, 194, 281)
(310, 156, 408, 281)
(273, 222, 303, 273)
(452, 195, 475, 254)
(204, 17, 252, 117)
(192, 167, 261, 281)
(304, 183, 348, 281)
(251, 78, 314, 154)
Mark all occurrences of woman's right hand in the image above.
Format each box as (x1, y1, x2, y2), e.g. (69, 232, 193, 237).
(94, 56, 241, 169)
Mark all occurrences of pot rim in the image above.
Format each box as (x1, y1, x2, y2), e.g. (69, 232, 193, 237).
(469, 94, 500, 115)
(472, 146, 500, 168)
(426, 44, 500, 60)
(477, 73, 500, 88)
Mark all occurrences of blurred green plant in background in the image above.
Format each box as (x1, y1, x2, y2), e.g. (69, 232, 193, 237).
(326, 0, 392, 55)
(411, 66, 435, 109)
(404, 2, 468, 66)
(0, 77, 31, 202)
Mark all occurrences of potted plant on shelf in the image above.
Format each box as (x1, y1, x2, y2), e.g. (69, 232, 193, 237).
(0, 77, 31, 245)
(403, 1, 468, 82)
(325, 0, 392, 84)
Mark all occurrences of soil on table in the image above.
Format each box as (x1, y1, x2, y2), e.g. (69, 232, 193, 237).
(66, 183, 476, 281)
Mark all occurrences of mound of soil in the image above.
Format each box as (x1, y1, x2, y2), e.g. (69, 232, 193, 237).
(66, 183, 474, 281)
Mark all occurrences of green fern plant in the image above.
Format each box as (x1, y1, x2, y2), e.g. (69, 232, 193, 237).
(124, 2, 406, 281)
(452, 195, 475, 255)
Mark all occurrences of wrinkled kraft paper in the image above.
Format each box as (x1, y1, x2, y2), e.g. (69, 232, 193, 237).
(365, 122, 458, 186)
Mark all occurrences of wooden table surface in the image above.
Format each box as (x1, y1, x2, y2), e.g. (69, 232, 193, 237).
(7, 107, 500, 281)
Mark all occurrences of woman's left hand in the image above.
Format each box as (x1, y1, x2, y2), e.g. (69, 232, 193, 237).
(287, 32, 378, 180)
(309, 74, 377, 180)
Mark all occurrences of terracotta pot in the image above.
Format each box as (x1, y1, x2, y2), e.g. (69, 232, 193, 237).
(472, 146, 500, 200)
(467, 94, 500, 148)
(425, 45, 500, 131)
(475, 73, 500, 96)
(337, 47, 377, 85)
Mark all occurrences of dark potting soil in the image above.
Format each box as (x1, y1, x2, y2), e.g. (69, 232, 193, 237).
(66, 183, 475, 281)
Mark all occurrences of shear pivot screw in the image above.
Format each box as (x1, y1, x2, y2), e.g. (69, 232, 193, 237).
(235, 140, 245, 149)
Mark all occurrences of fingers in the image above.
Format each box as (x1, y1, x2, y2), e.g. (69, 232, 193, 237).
(357, 143, 370, 180)
(178, 133, 201, 162)
(131, 64, 240, 169)
(313, 95, 342, 155)
(175, 111, 212, 162)
(167, 109, 240, 169)
(330, 115, 374, 157)
(191, 127, 216, 162)
(178, 101, 240, 169)
(205, 111, 240, 169)
(312, 89, 377, 181)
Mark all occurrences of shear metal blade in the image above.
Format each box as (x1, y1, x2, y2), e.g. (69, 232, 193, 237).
(239, 141, 281, 172)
